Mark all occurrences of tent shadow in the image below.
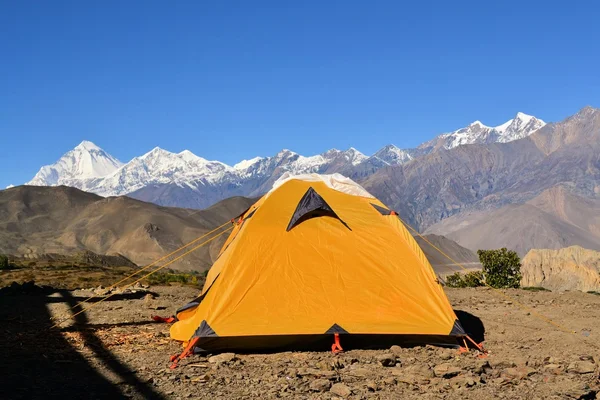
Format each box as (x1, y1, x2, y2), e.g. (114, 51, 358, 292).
(453, 309, 485, 344)
(0, 288, 165, 400)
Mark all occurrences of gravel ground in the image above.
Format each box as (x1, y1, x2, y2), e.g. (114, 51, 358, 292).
(1, 284, 599, 399)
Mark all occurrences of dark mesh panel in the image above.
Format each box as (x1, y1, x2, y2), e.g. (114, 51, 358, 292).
(286, 187, 347, 231)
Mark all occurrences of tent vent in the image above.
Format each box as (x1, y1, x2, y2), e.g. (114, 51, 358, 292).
(371, 203, 394, 215)
(176, 301, 199, 314)
(325, 323, 349, 334)
(286, 187, 348, 231)
(193, 320, 218, 338)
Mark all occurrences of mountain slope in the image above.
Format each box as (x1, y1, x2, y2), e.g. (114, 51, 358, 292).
(0, 185, 255, 271)
(423, 186, 600, 256)
(0, 186, 472, 273)
(362, 106, 600, 234)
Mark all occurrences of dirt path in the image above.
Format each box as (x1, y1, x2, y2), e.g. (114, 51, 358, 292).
(1, 285, 599, 399)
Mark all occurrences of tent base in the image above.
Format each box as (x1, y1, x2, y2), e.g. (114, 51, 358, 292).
(193, 333, 464, 354)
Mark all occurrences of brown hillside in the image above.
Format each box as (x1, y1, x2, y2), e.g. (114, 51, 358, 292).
(425, 186, 600, 256)
(0, 185, 255, 271)
(0, 186, 473, 273)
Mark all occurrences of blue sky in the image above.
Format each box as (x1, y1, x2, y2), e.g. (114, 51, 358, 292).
(1, 1, 599, 188)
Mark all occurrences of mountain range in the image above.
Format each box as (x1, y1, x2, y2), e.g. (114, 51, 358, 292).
(363, 106, 600, 255)
(16, 107, 600, 256)
(26, 112, 545, 209)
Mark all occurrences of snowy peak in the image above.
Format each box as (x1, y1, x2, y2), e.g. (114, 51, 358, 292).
(23, 110, 550, 205)
(27, 140, 123, 186)
(372, 144, 413, 165)
(418, 112, 546, 151)
(75, 140, 103, 152)
(495, 112, 546, 143)
(234, 157, 264, 170)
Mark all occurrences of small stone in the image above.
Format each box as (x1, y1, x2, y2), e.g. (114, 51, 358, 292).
(502, 366, 536, 380)
(383, 377, 396, 385)
(390, 345, 402, 356)
(543, 364, 563, 375)
(366, 380, 378, 391)
(330, 383, 352, 398)
(346, 367, 370, 377)
(309, 379, 332, 392)
(208, 353, 237, 364)
(563, 383, 597, 399)
(464, 377, 476, 387)
(474, 360, 492, 375)
(143, 293, 154, 306)
(376, 354, 396, 367)
(566, 361, 595, 374)
(316, 360, 334, 371)
(433, 363, 462, 378)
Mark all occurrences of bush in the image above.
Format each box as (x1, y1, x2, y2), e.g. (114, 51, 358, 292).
(477, 248, 522, 289)
(445, 271, 484, 288)
(463, 270, 484, 287)
(0, 254, 10, 270)
(445, 272, 466, 288)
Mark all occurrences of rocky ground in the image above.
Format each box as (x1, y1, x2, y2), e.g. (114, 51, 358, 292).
(1, 283, 599, 399)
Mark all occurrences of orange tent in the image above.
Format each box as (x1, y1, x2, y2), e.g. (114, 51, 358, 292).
(171, 174, 465, 352)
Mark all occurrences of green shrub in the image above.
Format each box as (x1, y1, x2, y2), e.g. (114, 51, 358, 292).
(445, 272, 466, 288)
(445, 271, 484, 288)
(0, 254, 10, 270)
(587, 291, 600, 296)
(463, 271, 484, 287)
(478, 248, 522, 289)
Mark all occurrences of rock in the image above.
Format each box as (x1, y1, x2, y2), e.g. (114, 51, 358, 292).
(492, 360, 516, 369)
(143, 293, 155, 306)
(502, 366, 536, 380)
(316, 360, 334, 371)
(208, 353, 237, 364)
(309, 379, 331, 392)
(543, 364, 563, 375)
(376, 354, 396, 367)
(433, 363, 462, 378)
(297, 368, 337, 379)
(464, 377, 477, 387)
(94, 285, 110, 296)
(390, 345, 402, 357)
(345, 367, 371, 377)
(330, 383, 352, 398)
(566, 361, 596, 374)
(382, 377, 396, 385)
(366, 381, 378, 391)
(473, 360, 492, 375)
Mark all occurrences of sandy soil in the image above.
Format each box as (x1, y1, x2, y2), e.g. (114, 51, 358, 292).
(1, 284, 599, 399)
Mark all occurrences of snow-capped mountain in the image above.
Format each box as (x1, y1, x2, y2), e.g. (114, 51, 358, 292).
(85, 147, 234, 197)
(371, 145, 413, 166)
(417, 112, 545, 153)
(24, 111, 546, 209)
(28, 141, 123, 187)
(495, 112, 546, 143)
